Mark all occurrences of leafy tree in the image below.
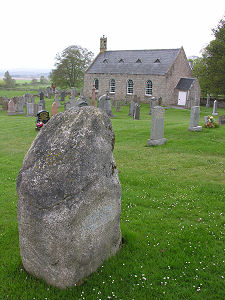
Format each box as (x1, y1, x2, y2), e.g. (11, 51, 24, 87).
(193, 16, 225, 96)
(31, 78, 38, 85)
(40, 76, 48, 84)
(50, 45, 94, 88)
(3, 71, 16, 88)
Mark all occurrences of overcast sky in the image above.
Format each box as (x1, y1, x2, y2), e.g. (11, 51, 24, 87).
(0, 0, 224, 71)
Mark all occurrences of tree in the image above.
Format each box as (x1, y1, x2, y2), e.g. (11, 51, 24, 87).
(3, 71, 16, 88)
(193, 16, 225, 96)
(40, 76, 48, 84)
(50, 45, 94, 88)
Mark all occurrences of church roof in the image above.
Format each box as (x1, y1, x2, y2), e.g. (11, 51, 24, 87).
(175, 78, 194, 90)
(86, 48, 181, 75)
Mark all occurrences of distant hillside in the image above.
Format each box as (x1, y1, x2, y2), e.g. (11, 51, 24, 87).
(0, 68, 51, 79)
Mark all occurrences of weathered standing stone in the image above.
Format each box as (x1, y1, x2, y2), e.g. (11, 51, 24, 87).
(212, 100, 218, 116)
(17, 106, 122, 289)
(8, 99, 16, 115)
(133, 103, 140, 120)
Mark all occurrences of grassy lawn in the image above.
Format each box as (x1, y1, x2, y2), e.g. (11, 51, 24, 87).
(0, 102, 224, 299)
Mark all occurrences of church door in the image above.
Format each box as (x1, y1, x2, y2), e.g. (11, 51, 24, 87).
(178, 91, 187, 105)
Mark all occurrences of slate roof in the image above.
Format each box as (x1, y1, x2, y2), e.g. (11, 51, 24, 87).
(86, 49, 181, 75)
(175, 78, 194, 90)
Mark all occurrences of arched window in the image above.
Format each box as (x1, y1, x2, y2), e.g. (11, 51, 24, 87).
(127, 79, 133, 94)
(94, 78, 99, 91)
(110, 79, 115, 93)
(145, 80, 152, 95)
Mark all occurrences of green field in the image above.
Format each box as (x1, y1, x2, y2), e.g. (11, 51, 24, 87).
(0, 102, 224, 299)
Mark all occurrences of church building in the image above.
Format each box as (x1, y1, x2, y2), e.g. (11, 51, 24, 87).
(83, 36, 200, 107)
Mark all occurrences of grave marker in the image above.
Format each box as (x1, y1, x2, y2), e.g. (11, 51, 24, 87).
(147, 106, 166, 146)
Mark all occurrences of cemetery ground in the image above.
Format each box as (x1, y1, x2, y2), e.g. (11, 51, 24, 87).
(0, 100, 224, 300)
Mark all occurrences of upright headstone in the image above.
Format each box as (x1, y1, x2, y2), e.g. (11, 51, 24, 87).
(116, 100, 121, 112)
(219, 115, 225, 125)
(40, 91, 44, 101)
(26, 102, 34, 117)
(8, 99, 16, 115)
(212, 100, 218, 116)
(149, 97, 157, 115)
(98, 92, 115, 118)
(188, 106, 202, 131)
(38, 99, 46, 111)
(128, 100, 135, 117)
(54, 95, 60, 107)
(15, 99, 24, 115)
(17, 106, 121, 289)
(133, 103, 140, 120)
(147, 106, 166, 146)
(3, 97, 8, 111)
(51, 101, 58, 116)
(60, 90, 66, 101)
(206, 94, 210, 108)
(64, 102, 71, 111)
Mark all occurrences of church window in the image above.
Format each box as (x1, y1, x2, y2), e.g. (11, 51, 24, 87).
(127, 79, 133, 94)
(145, 80, 152, 95)
(110, 79, 115, 93)
(94, 78, 99, 90)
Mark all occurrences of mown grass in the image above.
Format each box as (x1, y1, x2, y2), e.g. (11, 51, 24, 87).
(0, 102, 224, 300)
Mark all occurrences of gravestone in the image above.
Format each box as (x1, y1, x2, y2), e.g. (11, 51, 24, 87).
(212, 100, 218, 116)
(98, 92, 115, 118)
(8, 99, 16, 115)
(3, 98, 8, 110)
(204, 116, 208, 125)
(26, 102, 34, 117)
(40, 91, 44, 101)
(206, 94, 210, 108)
(54, 95, 60, 107)
(15, 99, 24, 115)
(147, 106, 166, 146)
(116, 100, 121, 112)
(38, 99, 46, 111)
(158, 97, 162, 106)
(149, 97, 157, 115)
(75, 96, 89, 107)
(188, 106, 202, 131)
(133, 103, 140, 120)
(64, 102, 71, 111)
(51, 101, 58, 116)
(219, 115, 225, 125)
(17, 106, 122, 289)
(60, 90, 66, 101)
(128, 100, 135, 117)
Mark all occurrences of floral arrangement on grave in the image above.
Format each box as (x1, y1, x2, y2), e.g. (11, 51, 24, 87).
(204, 115, 219, 128)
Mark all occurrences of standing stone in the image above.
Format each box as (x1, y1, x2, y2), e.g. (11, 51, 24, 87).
(51, 101, 58, 116)
(219, 115, 225, 125)
(133, 103, 140, 120)
(147, 106, 166, 146)
(212, 100, 218, 116)
(8, 99, 16, 115)
(128, 100, 135, 117)
(206, 94, 210, 108)
(17, 106, 121, 289)
(188, 106, 202, 131)
(54, 95, 60, 107)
